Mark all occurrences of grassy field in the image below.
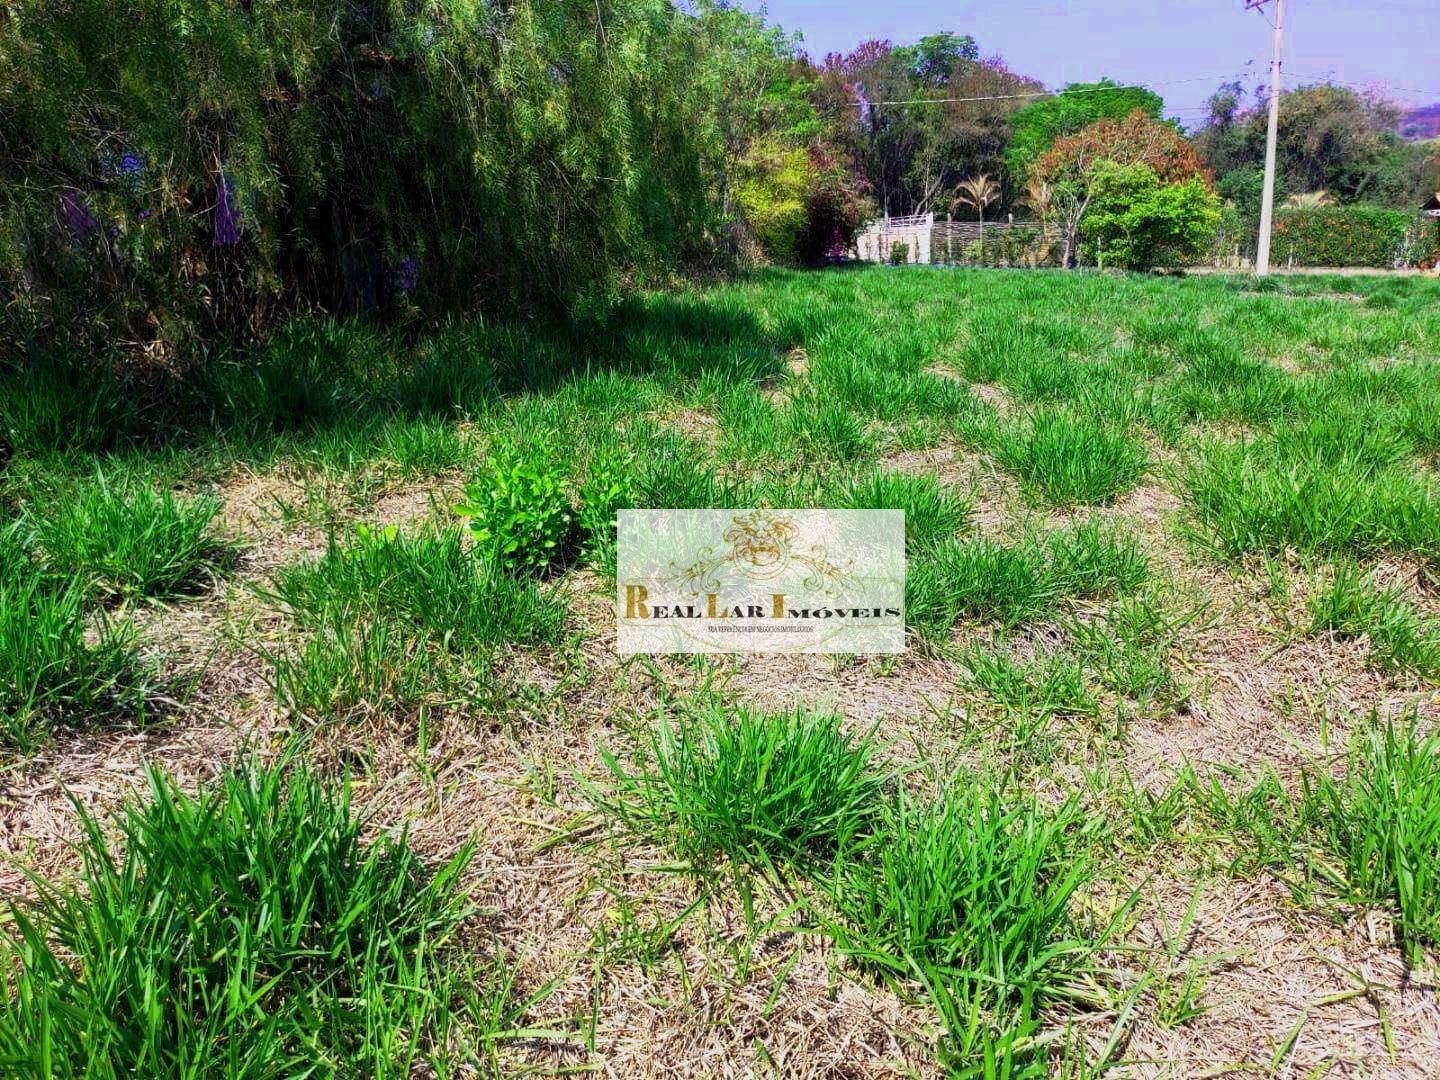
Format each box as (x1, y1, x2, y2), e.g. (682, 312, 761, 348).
(3, 266, 1440, 1076)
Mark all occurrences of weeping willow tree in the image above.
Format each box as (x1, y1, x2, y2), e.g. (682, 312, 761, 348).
(0, 0, 729, 360)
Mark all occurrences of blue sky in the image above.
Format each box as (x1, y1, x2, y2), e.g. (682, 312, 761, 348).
(741, 0, 1440, 122)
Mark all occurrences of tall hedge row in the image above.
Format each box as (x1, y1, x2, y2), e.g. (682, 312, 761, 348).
(0, 0, 728, 361)
(1270, 205, 1438, 269)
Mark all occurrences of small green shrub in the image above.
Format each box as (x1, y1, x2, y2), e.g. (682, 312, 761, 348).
(597, 703, 881, 872)
(31, 478, 235, 601)
(1082, 162, 1221, 271)
(457, 441, 574, 575)
(889, 239, 911, 265)
(992, 408, 1148, 506)
(0, 758, 494, 1075)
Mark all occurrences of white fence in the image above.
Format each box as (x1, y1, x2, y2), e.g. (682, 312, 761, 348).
(855, 215, 1064, 267)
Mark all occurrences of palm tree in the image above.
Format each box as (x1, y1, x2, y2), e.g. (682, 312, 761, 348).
(954, 173, 1001, 260)
(1022, 178, 1054, 221)
(1282, 190, 1336, 209)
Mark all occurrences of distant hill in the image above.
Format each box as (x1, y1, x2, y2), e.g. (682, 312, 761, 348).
(1401, 104, 1440, 141)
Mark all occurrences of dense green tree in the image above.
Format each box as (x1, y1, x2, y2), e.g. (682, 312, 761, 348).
(818, 40, 1043, 217)
(1005, 80, 1164, 183)
(1031, 109, 1213, 266)
(1194, 81, 1438, 208)
(0, 0, 736, 357)
(1082, 161, 1222, 269)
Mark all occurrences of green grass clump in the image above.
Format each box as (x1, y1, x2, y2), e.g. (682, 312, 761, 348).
(907, 538, 1053, 640)
(1306, 564, 1440, 680)
(1043, 518, 1148, 597)
(907, 522, 1147, 642)
(30, 478, 236, 601)
(960, 642, 1098, 718)
(274, 525, 564, 654)
(838, 469, 970, 549)
(0, 348, 143, 455)
(598, 703, 881, 872)
(1183, 438, 1440, 562)
(0, 571, 153, 752)
(378, 417, 472, 477)
(268, 525, 565, 718)
(0, 758, 498, 1075)
(1300, 720, 1440, 960)
(992, 408, 1148, 506)
(830, 778, 1096, 1063)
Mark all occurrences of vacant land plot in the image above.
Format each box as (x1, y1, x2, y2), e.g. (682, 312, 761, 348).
(3, 267, 1440, 1076)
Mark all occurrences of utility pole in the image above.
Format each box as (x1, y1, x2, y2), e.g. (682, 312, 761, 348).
(1250, 0, 1285, 276)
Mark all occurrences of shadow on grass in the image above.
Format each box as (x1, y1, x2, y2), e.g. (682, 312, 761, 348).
(0, 288, 784, 467)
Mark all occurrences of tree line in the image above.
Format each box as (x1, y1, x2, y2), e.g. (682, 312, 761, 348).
(2, 1, 1437, 363)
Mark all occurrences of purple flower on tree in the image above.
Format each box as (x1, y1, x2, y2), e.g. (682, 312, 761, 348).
(214, 172, 240, 246)
(119, 151, 145, 190)
(396, 257, 419, 293)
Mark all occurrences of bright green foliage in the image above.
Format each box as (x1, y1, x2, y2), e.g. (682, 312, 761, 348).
(576, 445, 638, 572)
(992, 406, 1149, 505)
(735, 139, 816, 263)
(1183, 437, 1440, 563)
(0, 759, 490, 1076)
(1306, 563, 1440, 680)
(1, 0, 731, 353)
(0, 568, 152, 753)
(961, 642, 1098, 718)
(1005, 80, 1164, 182)
(30, 478, 236, 601)
(274, 525, 565, 654)
(838, 469, 971, 549)
(832, 779, 1094, 1001)
(1044, 518, 1149, 597)
(1301, 720, 1440, 959)
(457, 442, 575, 575)
(268, 524, 565, 717)
(907, 521, 1146, 641)
(1082, 162, 1222, 270)
(598, 702, 881, 871)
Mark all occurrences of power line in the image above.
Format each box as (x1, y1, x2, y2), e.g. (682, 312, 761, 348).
(1284, 73, 1440, 98)
(842, 70, 1258, 108)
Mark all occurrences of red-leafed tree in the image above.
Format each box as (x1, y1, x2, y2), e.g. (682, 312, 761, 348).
(1031, 109, 1214, 266)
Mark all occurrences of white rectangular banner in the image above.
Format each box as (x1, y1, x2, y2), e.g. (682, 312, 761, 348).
(617, 509, 905, 654)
